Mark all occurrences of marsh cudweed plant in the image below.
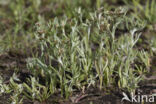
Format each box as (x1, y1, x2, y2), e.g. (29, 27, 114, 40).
(0, 6, 152, 103)
(0, 0, 155, 103)
(25, 8, 150, 98)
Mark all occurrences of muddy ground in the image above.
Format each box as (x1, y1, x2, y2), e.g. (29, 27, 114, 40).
(0, 31, 156, 104)
(0, 48, 155, 104)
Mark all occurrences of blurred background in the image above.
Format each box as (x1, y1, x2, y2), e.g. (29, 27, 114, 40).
(0, 0, 155, 52)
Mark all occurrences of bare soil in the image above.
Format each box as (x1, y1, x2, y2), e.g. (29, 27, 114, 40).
(0, 40, 155, 104)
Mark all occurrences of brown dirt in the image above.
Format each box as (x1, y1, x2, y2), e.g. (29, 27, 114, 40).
(0, 49, 155, 104)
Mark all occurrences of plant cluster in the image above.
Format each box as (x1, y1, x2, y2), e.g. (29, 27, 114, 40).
(0, 0, 155, 103)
